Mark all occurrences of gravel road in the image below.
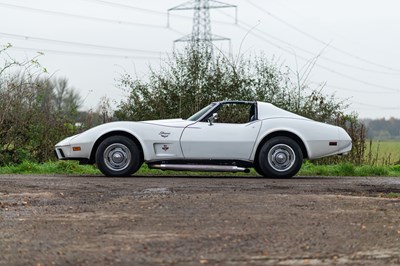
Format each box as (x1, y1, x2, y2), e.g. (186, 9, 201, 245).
(1, 174, 400, 265)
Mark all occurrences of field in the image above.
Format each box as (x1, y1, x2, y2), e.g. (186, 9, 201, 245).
(365, 139, 400, 165)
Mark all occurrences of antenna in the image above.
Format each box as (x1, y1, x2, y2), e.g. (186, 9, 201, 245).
(168, 0, 237, 53)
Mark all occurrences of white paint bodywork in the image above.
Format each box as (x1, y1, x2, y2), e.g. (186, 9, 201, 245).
(180, 121, 262, 160)
(55, 102, 352, 163)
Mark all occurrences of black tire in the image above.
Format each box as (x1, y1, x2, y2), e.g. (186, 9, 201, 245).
(253, 163, 264, 176)
(95, 135, 142, 177)
(258, 136, 303, 178)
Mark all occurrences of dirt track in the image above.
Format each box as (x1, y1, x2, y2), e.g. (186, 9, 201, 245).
(1, 174, 400, 265)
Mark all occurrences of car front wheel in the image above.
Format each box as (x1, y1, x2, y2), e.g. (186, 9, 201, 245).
(258, 136, 303, 178)
(96, 135, 142, 177)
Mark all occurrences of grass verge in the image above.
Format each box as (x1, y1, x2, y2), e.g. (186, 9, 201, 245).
(300, 161, 400, 177)
(0, 161, 99, 175)
(0, 160, 399, 177)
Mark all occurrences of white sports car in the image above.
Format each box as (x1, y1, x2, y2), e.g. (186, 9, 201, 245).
(55, 101, 352, 178)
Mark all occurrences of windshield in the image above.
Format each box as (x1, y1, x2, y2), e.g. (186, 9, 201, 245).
(187, 103, 217, 121)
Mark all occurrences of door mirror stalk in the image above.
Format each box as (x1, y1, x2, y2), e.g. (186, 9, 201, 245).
(208, 113, 218, 126)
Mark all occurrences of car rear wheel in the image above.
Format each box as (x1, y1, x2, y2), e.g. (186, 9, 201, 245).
(253, 163, 264, 176)
(96, 135, 142, 177)
(258, 136, 303, 178)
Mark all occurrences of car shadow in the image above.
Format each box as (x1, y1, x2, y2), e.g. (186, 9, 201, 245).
(65, 174, 343, 180)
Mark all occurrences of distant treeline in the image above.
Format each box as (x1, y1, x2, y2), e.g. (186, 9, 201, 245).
(363, 118, 400, 139)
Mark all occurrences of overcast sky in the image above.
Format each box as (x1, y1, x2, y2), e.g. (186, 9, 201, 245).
(1, 0, 399, 119)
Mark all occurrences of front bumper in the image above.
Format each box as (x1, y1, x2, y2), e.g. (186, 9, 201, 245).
(54, 147, 67, 159)
(54, 134, 92, 160)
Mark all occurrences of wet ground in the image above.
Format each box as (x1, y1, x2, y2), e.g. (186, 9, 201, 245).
(1, 174, 400, 265)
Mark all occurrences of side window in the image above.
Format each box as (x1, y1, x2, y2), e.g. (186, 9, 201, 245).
(215, 103, 255, 124)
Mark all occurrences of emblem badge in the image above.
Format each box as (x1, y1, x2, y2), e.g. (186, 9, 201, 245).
(162, 144, 169, 151)
(159, 131, 170, 138)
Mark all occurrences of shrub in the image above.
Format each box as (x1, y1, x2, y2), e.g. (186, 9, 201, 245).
(0, 44, 82, 165)
(116, 47, 366, 164)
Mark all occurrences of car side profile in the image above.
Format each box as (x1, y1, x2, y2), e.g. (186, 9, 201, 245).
(55, 101, 352, 178)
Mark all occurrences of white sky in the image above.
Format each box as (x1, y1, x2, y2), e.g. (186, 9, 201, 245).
(1, 0, 399, 119)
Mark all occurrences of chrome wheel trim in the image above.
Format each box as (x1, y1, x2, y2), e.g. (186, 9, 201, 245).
(267, 144, 296, 172)
(103, 143, 131, 172)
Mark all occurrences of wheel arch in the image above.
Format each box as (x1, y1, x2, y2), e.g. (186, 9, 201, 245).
(254, 131, 308, 166)
(89, 131, 144, 164)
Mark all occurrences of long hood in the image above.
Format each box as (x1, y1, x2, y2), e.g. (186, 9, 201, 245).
(85, 118, 190, 133)
(56, 119, 191, 147)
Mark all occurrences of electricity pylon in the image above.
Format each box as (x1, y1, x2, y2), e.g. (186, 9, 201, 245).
(168, 0, 237, 53)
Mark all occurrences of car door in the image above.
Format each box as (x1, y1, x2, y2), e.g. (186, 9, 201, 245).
(180, 121, 261, 160)
(180, 102, 261, 160)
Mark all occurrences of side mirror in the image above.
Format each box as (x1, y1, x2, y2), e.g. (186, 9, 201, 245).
(208, 113, 218, 126)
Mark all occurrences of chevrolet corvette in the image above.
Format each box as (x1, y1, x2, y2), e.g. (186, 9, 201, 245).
(55, 101, 352, 178)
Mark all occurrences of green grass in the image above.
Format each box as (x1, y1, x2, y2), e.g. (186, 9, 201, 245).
(0, 160, 99, 175)
(299, 161, 400, 177)
(365, 139, 400, 165)
(383, 192, 400, 198)
(0, 160, 400, 177)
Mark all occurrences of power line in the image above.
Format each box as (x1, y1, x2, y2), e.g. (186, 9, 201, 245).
(77, 1, 400, 76)
(82, 0, 168, 16)
(309, 82, 398, 95)
(245, 0, 400, 73)
(235, 23, 400, 93)
(351, 100, 400, 110)
(217, 9, 399, 76)
(3, 1, 399, 93)
(0, 32, 163, 55)
(10, 45, 164, 60)
(219, 11, 398, 76)
(217, 9, 400, 94)
(0, 2, 183, 34)
(77, 0, 237, 26)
